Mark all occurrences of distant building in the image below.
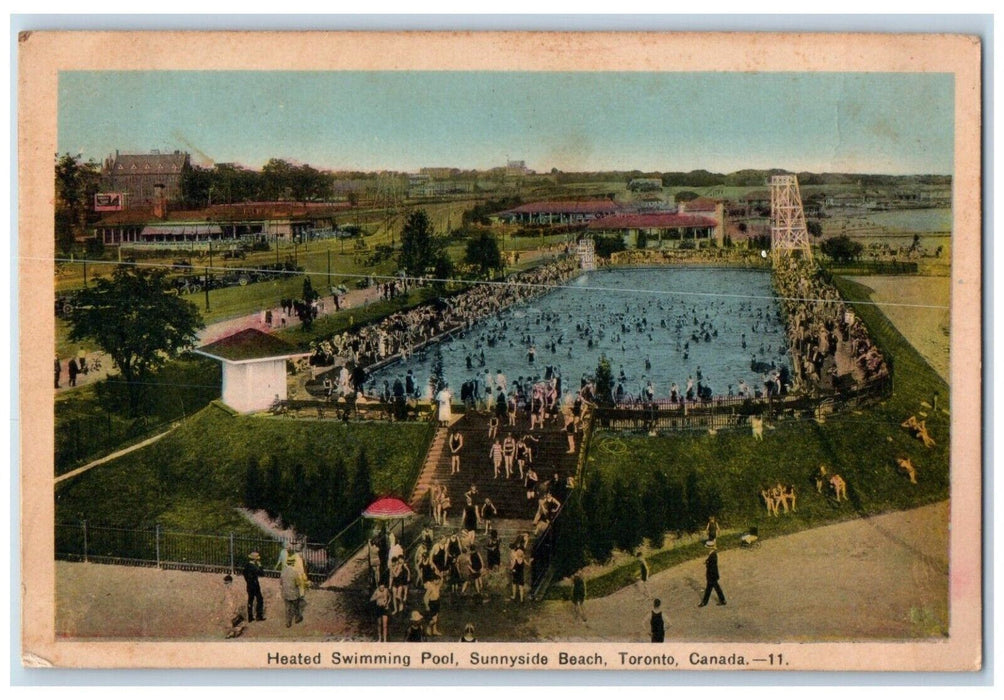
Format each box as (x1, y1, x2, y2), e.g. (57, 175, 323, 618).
(587, 212, 721, 248)
(92, 201, 350, 249)
(494, 200, 622, 225)
(102, 150, 191, 205)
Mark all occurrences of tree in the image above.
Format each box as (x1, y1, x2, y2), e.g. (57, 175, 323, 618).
(244, 456, 263, 510)
(432, 253, 454, 292)
(398, 210, 440, 277)
(820, 235, 864, 263)
(464, 232, 502, 278)
(641, 471, 669, 549)
(54, 154, 101, 257)
(583, 471, 614, 564)
(673, 190, 701, 202)
(636, 229, 649, 250)
(806, 220, 823, 238)
(552, 491, 589, 578)
(593, 235, 626, 259)
(350, 449, 375, 516)
(67, 265, 204, 415)
(611, 478, 644, 553)
(594, 354, 615, 407)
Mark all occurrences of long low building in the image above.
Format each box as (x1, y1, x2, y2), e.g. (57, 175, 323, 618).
(587, 211, 722, 247)
(494, 199, 623, 225)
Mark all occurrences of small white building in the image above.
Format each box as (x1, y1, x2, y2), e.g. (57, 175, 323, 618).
(194, 328, 310, 414)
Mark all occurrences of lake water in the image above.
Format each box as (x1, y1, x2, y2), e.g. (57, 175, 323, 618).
(366, 267, 792, 401)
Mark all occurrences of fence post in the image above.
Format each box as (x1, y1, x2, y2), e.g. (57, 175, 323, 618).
(155, 524, 161, 569)
(81, 519, 88, 563)
(229, 532, 235, 573)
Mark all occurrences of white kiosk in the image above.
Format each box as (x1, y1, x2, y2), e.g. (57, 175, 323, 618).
(195, 328, 310, 413)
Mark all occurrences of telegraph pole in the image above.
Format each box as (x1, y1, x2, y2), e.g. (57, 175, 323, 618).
(327, 249, 331, 288)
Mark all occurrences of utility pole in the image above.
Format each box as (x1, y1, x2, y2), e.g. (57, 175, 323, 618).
(204, 266, 210, 311)
(327, 249, 331, 288)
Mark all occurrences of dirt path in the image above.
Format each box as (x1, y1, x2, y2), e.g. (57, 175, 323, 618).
(53, 426, 177, 484)
(533, 502, 949, 642)
(56, 502, 949, 642)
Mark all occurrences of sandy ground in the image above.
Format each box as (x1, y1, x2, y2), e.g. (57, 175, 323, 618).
(533, 502, 949, 642)
(849, 275, 951, 383)
(56, 502, 948, 642)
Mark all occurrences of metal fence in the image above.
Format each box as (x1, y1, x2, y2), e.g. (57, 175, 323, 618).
(55, 521, 333, 581)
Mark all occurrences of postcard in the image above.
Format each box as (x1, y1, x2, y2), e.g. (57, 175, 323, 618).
(18, 30, 982, 671)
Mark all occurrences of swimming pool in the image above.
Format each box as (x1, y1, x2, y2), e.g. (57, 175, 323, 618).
(366, 267, 792, 401)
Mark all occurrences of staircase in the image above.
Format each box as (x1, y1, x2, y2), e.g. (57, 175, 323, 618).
(411, 410, 581, 527)
(409, 426, 450, 515)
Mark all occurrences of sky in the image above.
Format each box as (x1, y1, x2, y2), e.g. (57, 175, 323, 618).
(58, 71, 955, 175)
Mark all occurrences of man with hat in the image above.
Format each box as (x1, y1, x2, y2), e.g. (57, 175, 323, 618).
(698, 541, 727, 607)
(243, 551, 265, 622)
(280, 554, 307, 627)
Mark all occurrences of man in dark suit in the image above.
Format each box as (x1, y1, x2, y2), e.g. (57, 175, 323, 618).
(698, 542, 727, 607)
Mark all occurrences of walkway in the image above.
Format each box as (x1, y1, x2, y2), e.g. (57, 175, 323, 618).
(54, 425, 178, 484)
(56, 284, 384, 394)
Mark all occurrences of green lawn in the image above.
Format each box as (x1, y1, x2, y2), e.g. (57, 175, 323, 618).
(55, 356, 221, 476)
(549, 273, 950, 599)
(55, 401, 434, 538)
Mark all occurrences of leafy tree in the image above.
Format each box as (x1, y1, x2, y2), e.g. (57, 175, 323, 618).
(641, 471, 669, 549)
(398, 210, 441, 277)
(820, 235, 864, 263)
(350, 449, 375, 516)
(432, 253, 454, 292)
(673, 190, 701, 202)
(684, 470, 703, 532)
(328, 457, 350, 530)
(243, 456, 263, 510)
(636, 229, 649, 250)
(464, 232, 502, 277)
(552, 490, 589, 578)
(611, 478, 644, 553)
(594, 354, 615, 407)
(67, 266, 204, 415)
(592, 235, 626, 259)
(806, 220, 823, 238)
(583, 471, 614, 564)
(264, 456, 283, 519)
(54, 154, 101, 257)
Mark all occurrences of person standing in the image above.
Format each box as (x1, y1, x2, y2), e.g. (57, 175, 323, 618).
(280, 555, 306, 627)
(67, 356, 78, 387)
(698, 542, 727, 607)
(221, 574, 247, 639)
(449, 431, 464, 475)
(646, 599, 665, 643)
(571, 574, 587, 622)
(635, 551, 651, 599)
(706, 516, 719, 546)
(242, 551, 265, 622)
(436, 384, 453, 427)
(54, 355, 61, 389)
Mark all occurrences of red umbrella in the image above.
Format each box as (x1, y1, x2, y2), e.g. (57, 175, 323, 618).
(362, 496, 415, 520)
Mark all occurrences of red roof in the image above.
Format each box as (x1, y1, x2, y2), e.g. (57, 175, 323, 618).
(682, 197, 719, 211)
(362, 497, 415, 519)
(503, 200, 622, 215)
(587, 213, 719, 230)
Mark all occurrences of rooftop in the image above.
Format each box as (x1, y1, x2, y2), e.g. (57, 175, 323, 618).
(587, 213, 719, 230)
(195, 328, 307, 363)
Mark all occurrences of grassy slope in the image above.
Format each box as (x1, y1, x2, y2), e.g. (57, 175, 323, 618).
(555, 275, 950, 599)
(55, 356, 221, 475)
(55, 402, 435, 535)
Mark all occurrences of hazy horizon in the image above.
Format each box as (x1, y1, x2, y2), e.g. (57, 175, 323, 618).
(59, 71, 955, 176)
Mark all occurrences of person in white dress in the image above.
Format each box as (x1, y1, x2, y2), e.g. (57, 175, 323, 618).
(436, 385, 453, 426)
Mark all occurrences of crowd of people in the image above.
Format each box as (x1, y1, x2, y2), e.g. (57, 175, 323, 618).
(306, 257, 580, 382)
(364, 518, 548, 641)
(773, 256, 888, 391)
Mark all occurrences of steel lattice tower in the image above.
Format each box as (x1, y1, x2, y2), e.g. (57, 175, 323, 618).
(769, 174, 813, 263)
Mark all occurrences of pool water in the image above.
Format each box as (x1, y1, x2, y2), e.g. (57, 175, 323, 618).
(366, 267, 792, 401)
